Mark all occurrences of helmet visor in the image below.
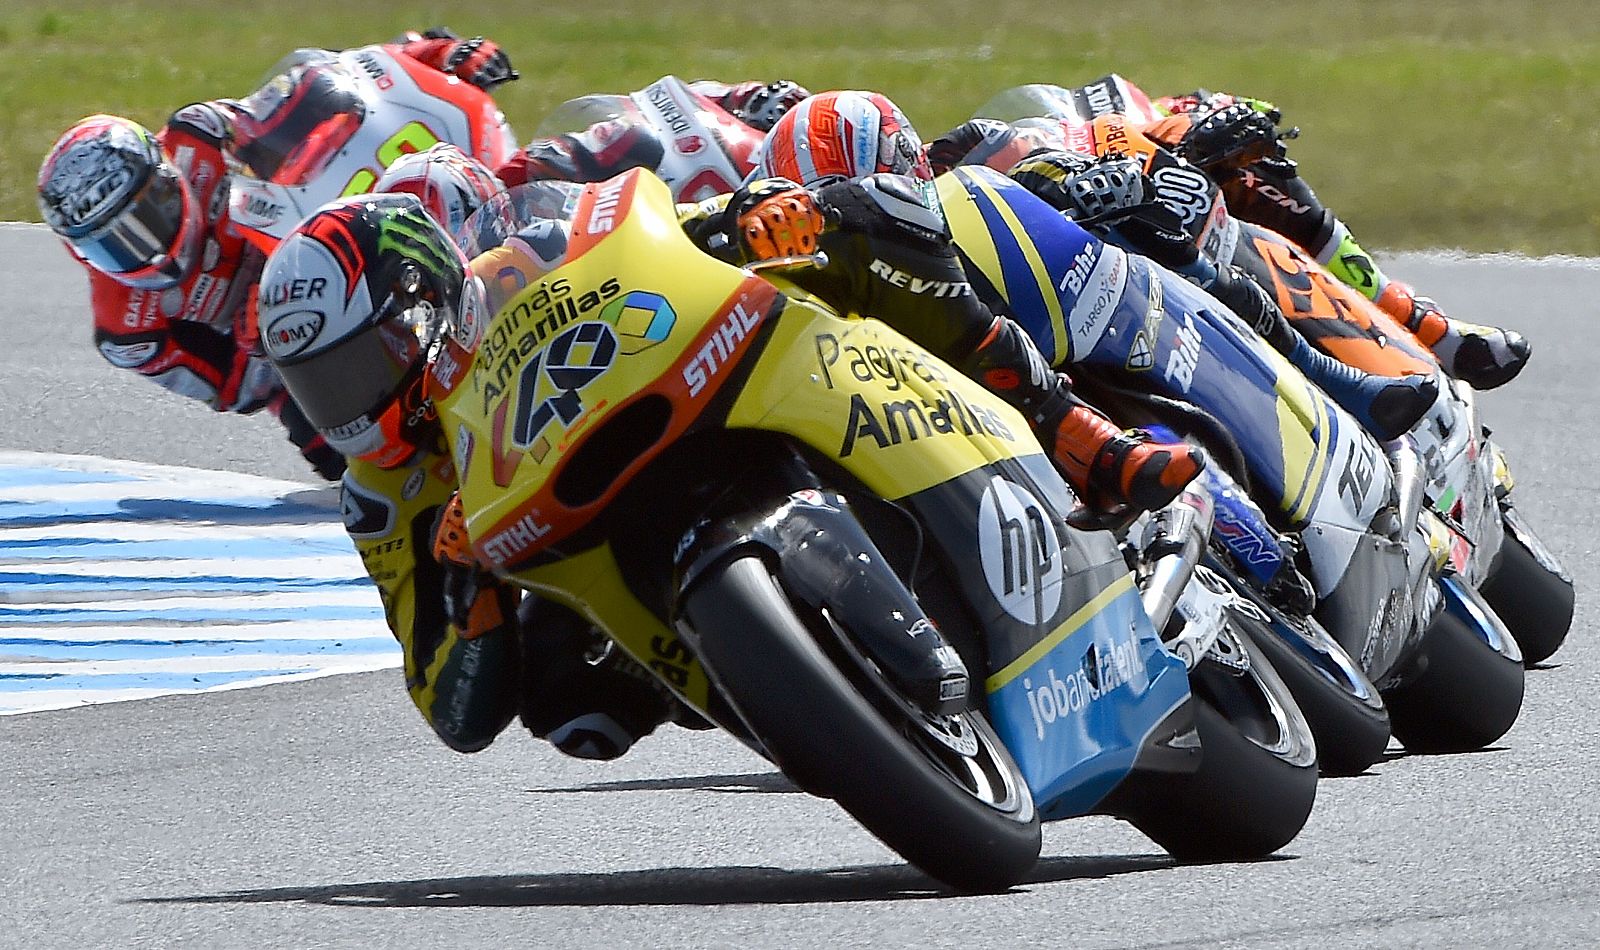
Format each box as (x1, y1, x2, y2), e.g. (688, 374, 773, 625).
(274, 316, 423, 451)
(68, 164, 195, 288)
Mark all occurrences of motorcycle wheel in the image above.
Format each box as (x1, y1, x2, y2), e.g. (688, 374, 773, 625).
(683, 554, 1041, 892)
(1478, 529, 1575, 666)
(1243, 605, 1391, 777)
(1385, 606, 1525, 753)
(1127, 620, 1319, 862)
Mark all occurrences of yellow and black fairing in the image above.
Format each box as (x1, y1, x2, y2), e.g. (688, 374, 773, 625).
(432, 169, 1192, 812)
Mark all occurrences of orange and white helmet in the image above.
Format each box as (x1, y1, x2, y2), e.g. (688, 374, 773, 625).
(372, 143, 505, 238)
(751, 90, 931, 186)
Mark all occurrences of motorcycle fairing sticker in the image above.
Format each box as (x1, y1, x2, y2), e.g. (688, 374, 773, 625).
(1084, 267, 1341, 526)
(986, 567, 1188, 814)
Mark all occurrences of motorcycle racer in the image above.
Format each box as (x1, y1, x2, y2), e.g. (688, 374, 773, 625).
(721, 90, 1206, 514)
(939, 75, 1529, 390)
(34, 28, 518, 482)
(495, 77, 810, 200)
(924, 119, 1438, 441)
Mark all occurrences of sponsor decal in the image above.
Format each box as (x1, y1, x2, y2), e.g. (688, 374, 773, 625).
(44, 137, 136, 230)
(813, 331, 952, 392)
(1077, 77, 1125, 117)
(453, 423, 475, 475)
(510, 321, 619, 458)
(682, 301, 762, 396)
(1126, 262, 1164, 372)
(1022, 635, 1144, 741)
(1163, 311, 1202, 392)
(98, 339, 160, 368)
(1126, 333, 1154, 371)
(400, 468, 426, 501)
(643, 80, 695, 135)
(123, 291, 162, 329)
(341, 476, 396, 539)
(675, 134, 705, 155)
(471, 276, 624, 414)
(1064, 244, 1128, 354)
(600, 290, 677, 354)
(262, 309, 326, 359)
(243, 195, 287, 224)
(481, 511, 553, 565)
(1150, 165, 1214, 230)
(977, 476, 1063, 625)
(839, 391, 1014, 457)
(1339, 436, 1377, 506)
(867, 259, 972, 298)
(586, 176, 629, 234)
(1240, 169, 1313, 215)
(258, 276, 328, 308)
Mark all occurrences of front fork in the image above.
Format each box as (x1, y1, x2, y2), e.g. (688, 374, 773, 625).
(674, 455, 972, 718)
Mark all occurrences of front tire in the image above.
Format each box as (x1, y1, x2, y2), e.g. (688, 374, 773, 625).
(1478, 527, 1575, 666)
(682, 555, 1041, 892)
(1125, 621, 1319, 861)
(1385, 606, 1525, 753)
(1243, 604, 1391, 777)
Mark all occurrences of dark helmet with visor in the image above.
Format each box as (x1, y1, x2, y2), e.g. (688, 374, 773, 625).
(37, 115, 203, 289)
(258, 192, 468, 469)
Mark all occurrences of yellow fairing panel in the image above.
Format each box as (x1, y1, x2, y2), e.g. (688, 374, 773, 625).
(727, 291, 1043, 501)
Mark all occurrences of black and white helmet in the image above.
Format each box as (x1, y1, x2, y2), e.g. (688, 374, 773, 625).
(257, 192, 467, 468)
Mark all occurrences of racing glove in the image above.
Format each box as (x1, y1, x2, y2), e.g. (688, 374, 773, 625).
(401, 28, 519, 91)
(925, 118, 1019, 176)
(1177, 101, 1299, 176)
(430, 492, 513, 638)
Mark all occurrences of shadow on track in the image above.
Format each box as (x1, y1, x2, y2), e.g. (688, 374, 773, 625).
(525, 770, 800, 795)
(132, 853, 1183, 908)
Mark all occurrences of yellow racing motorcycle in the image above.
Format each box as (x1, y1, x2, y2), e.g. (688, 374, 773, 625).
(429, 169, 1317, 890)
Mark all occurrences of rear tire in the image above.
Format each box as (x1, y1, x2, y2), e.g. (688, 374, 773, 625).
(1126, 622, 1319, 861)
(683, 555, 1041, 892)
(1385, 607, 1525, 753)
(1479, 529, 1574, 666)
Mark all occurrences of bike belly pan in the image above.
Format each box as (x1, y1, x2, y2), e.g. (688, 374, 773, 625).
(985, 569, 1190, 820)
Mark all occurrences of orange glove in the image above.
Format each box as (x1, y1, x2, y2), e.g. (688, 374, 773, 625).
(736, 188, 825, 260)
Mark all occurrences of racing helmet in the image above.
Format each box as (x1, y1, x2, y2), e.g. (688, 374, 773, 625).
(258, 192, 467, 469)
(37, 115, 203, 289)
(753, 90, 932, 185)
(373, 143, 506, 238)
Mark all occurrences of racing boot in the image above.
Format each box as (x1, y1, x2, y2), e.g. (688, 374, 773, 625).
(1284, 331, 1439, 442)
(966, 316, 1205, 511)
(1213, 265, 1438, 442)
(1376, 280, 1530, 390)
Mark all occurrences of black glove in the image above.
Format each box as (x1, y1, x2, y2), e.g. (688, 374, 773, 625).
(735, 81, 811, 131)
(925, 118, 1016, 176)
(1178, 102, 1298, 175)
(444, 36, 518, 91)
(274, 394, 346, 481)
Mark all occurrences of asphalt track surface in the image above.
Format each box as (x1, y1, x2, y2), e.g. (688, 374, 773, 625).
(3, 223, 1598, 949)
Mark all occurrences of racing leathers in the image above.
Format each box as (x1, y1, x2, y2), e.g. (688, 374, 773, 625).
(1146, 90, 1531, 389)
(681, 173, 1206, 512)
(1001, 145, 1438, 441)
(495, 78, 808, 193)
(344, 445, 675, 758)
(71, 32, 516, 483)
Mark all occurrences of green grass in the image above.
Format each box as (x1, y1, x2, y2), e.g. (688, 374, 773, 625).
(4, 0, 1598, 254)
